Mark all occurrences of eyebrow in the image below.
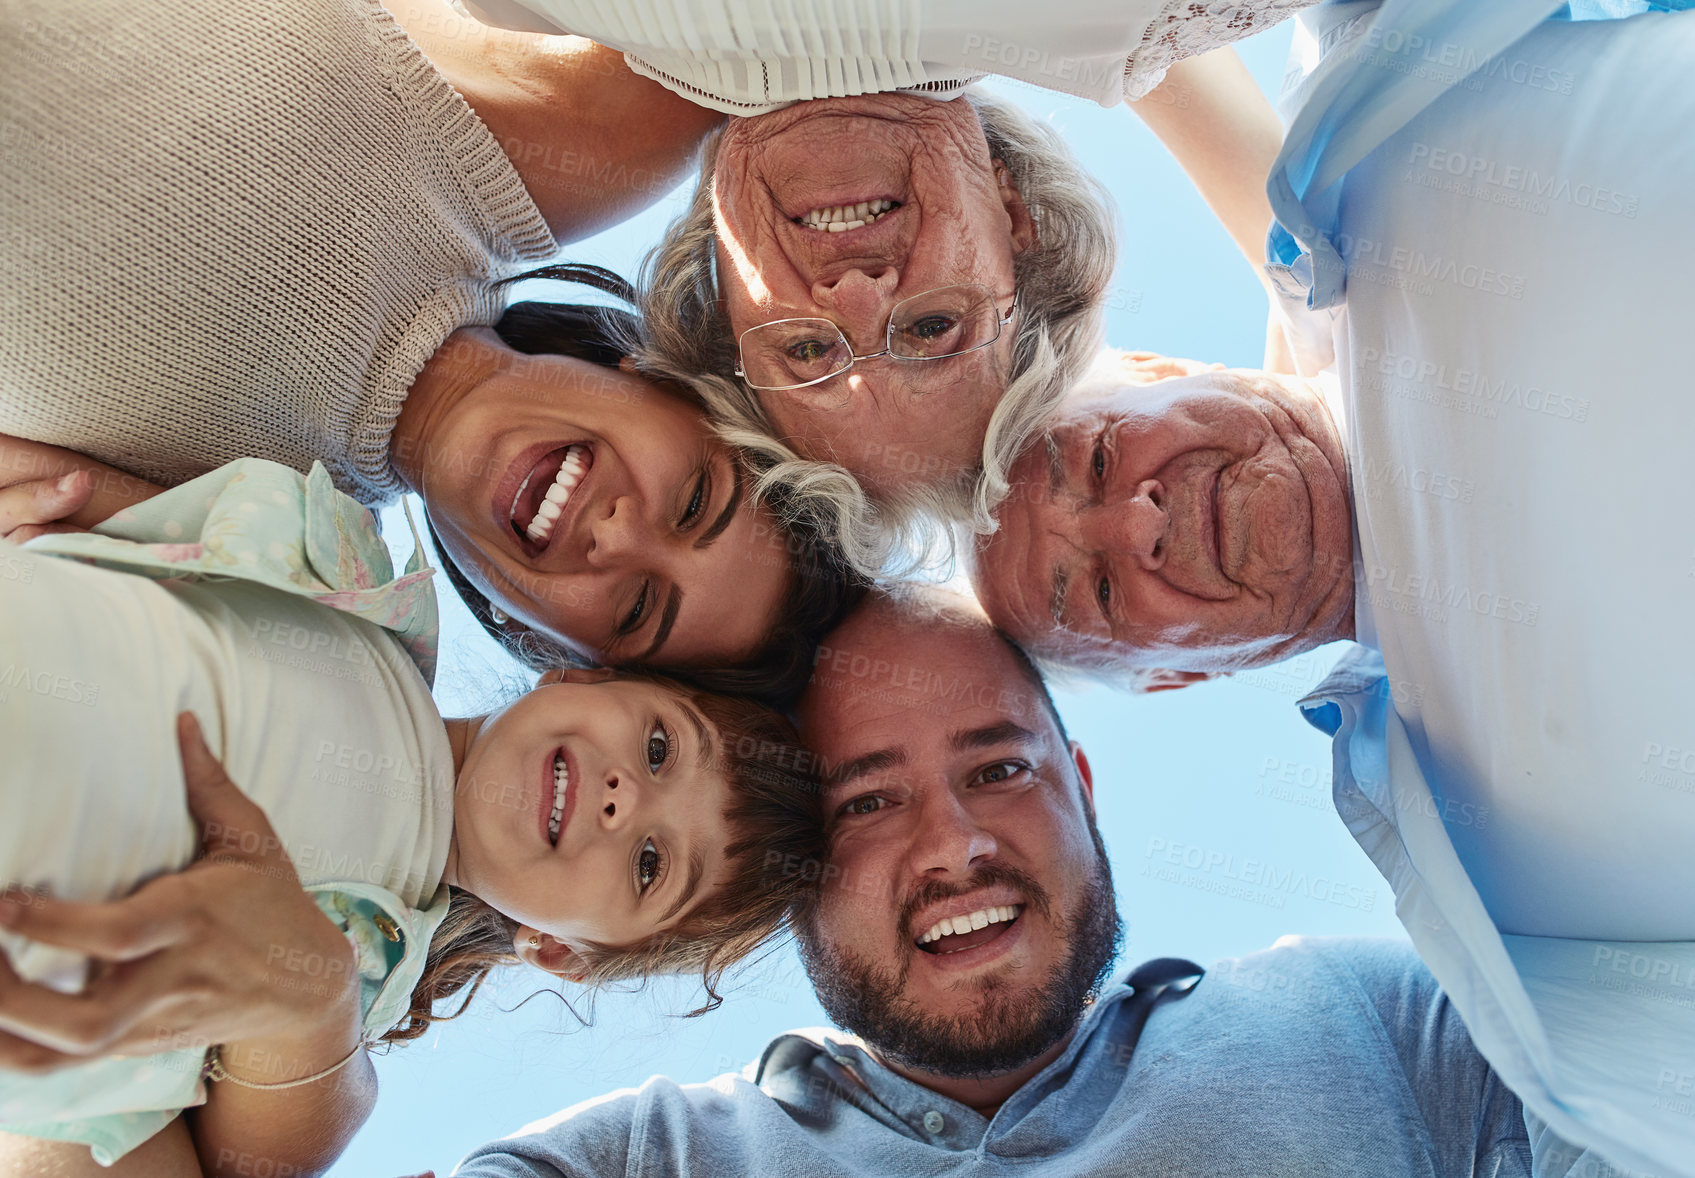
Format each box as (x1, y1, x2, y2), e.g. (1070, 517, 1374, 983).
(1048, 563, 1070, 628)
(678, 699, 713, 774)
(949, 721, 1039, 753)
(632, 460, 743, 662)
(826, 747, 907, 792)
(659, 844, 706, 924)
(694, 457, 744, 550)
(1045, 433, 1065, 501)
(634, 585, 682, 662)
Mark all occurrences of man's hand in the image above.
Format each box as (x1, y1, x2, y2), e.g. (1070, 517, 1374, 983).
(0, 715, 359, 1071)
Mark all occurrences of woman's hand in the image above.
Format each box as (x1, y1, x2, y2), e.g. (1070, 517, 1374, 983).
(0, 433, 164, 541)
(0, 467, 93, 543)
(0, 714, 360, 1070)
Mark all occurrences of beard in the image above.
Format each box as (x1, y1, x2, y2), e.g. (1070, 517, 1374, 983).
(797, 831, 1122, 1080)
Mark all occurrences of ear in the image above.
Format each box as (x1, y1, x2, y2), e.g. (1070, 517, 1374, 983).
(537, 666, 618, 688)
(1137, 668, 1217, 694)
(993, 159, 1039, 255)
(1069, 741, 1096, 815)
(513, 928, 590, 984)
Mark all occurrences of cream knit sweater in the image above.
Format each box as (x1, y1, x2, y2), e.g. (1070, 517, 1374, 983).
(0, 0, 556, 504)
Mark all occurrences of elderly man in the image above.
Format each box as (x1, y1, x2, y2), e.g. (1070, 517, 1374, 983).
(972, 7, 1695, 1176)
(452, 587, 1565, 1177)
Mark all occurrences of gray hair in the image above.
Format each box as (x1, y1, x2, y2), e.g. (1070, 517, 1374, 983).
(631, 88, 1117, 578)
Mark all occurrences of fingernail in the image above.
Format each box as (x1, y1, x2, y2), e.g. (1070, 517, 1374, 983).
(56, 471, 80, 494)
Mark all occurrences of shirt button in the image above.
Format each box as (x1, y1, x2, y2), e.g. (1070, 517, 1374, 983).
(922, 1110, 945, 1134)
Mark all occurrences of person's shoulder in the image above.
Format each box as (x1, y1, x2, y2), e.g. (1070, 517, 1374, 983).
(1191, 936, 1436, 1024)
(453, 1081, 657, 1176)
(454, 1032, 832, 1176)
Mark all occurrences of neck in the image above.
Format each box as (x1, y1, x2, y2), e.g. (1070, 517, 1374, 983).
(438, 714, 487, 887)
(869, 1031, 1076, 1120)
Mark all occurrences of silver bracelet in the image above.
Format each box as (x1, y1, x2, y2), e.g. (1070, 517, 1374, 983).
(204, 1039, 369, 1091)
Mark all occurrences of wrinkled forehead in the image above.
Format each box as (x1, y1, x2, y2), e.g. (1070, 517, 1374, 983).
(1060, 366, 1261, 419)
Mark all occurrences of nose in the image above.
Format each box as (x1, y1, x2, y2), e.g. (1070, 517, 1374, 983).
(907, 783, 997, 878)
(586, 495, 641, 568)
(809, 267, 899, 344)
(597, 769, 638, 828)
(1082, 478, 1168, 570)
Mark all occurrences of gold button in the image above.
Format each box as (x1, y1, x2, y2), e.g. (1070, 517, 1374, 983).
(373, 913, 401, 942)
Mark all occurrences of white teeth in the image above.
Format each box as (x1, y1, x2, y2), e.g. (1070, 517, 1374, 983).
(916, 904, 1022, 946)
(798, 198, 896, 230)
(546, 753, 569, 843)
(522, 445, 588, 545)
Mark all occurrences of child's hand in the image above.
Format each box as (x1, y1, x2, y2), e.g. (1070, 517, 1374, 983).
(0, 714, 359, 1071)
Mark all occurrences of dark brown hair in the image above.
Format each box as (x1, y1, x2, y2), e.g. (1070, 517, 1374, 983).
(381, 675, 827, 1042)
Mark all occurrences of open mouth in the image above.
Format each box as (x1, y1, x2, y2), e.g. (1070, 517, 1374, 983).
(510, 444, 591, 548)
(546, 750, 571, 846)
(794, 198, 900, 232)
(914, 904, 1022, 955)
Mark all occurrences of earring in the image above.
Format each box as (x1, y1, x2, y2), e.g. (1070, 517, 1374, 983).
(489, 605, 509, 625)
(528, 934, 540, 949)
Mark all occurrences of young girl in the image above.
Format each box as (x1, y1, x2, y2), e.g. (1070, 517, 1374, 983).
(0, 457, 826, 1166)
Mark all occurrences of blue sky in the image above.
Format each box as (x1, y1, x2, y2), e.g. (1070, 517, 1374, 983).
(342, 22, 1409, 1175)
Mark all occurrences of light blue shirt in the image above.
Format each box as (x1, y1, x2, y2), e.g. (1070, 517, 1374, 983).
(1284, 4, 1695, 1175)
(456, 938, 1534, 1177)
(1264, 0, 1692, 309)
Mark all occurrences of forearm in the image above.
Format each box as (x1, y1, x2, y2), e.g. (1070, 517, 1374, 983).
(387, 0, 725, 244)
(0, 433, 164, 528)
(1129, 46, 1285, 281)
(189, 1007, 377, 1178)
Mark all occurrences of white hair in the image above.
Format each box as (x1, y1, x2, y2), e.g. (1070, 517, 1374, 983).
(631, 88, 1117, 578)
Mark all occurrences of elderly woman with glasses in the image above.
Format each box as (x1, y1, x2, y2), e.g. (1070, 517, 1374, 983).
(467, 0, 1318, 573)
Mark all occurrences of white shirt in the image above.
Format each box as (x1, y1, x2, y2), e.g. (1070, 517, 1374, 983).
(500, 0, 1318, 112)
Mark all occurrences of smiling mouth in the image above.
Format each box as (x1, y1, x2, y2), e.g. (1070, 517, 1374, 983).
(914, 904, 1022, 954)
(547, 751, 571, 846)
(510, 445, 591, 547)
(1207, 469, 1224, 577)
(794, 198, 900, 232)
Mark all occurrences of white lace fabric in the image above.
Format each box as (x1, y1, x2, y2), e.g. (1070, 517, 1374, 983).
(1125, 0, 1320, 100)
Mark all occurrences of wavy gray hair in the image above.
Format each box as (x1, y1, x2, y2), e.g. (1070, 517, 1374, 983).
(631, 88, 1117, 577)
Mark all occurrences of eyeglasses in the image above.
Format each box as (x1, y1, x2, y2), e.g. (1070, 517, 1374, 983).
(734, 284, 1018, 393)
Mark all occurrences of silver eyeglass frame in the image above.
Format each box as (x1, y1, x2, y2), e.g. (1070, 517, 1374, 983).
(733, 285, 1019, 393)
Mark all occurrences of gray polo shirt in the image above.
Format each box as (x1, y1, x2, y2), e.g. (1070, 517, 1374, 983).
(455, 938, 1539, 1177)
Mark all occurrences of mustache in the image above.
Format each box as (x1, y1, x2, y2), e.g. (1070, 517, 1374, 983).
(898, 862, 1052, 944)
